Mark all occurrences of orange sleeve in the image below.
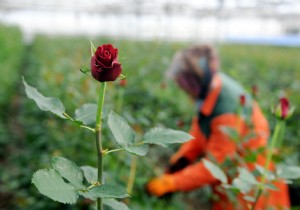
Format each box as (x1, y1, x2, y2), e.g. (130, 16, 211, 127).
(172, 114, 239, 191)
(170, 118, 207, 163)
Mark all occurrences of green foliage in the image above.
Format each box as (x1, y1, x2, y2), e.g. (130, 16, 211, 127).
(51, 157, 84, 189)
(23, 77, 66, 118)
(219, 126, 240, 142)
(108, 111, 149, 156)
(203, 159, 228, 184)
(143, 127, 193, 147)
(103, 199, 130, 210)
(81, 166, 98, 183)
(0, 24, 24, 107)
(32, 169, 78, 204)
(1, 25, 300, 209)
(108, 111, 193, 156)
(231, 168, 258, 194)
(88, 184, 129, 199)
(32, 156, 129, 205)
(277, 165, 300, 180)
(75, 103, 98, 125)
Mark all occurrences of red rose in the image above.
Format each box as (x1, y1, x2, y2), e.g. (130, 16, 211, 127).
(176, 119, 185, 128)
(91, 44, 122, 82)
(279, 97, 289, 119)
(239, 95, 246, 106)
(251, 85, 258, 97)
(119, 79, 127, 87)
(274, 97, 294, 120)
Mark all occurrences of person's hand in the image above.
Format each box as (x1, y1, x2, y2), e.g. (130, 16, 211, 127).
(146, 175, 176, 197)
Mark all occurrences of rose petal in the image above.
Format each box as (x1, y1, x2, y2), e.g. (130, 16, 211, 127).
(90, 44, 122, 82)
(97, 64, 122, 82)
(280, 97, 290, 119)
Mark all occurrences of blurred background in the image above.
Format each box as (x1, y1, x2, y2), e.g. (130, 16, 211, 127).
(0, 0, 300, 210)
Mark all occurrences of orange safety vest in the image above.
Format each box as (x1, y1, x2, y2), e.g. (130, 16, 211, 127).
(171, 73, 290, 210)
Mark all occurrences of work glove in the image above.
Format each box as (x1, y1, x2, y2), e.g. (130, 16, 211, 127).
(146, 174, 176, 197)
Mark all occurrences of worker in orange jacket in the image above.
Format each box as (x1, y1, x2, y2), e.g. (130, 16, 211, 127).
(147, 45, 290, 210)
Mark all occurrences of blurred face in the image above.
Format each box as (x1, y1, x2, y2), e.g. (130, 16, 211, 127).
(175, 55, 219, 100)
(175, 71, 201, 100)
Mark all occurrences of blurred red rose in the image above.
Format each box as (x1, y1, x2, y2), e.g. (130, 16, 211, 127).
(251, 85, 258, 97)
(119, 79, 127, 87)
(91, 44, 122, 82)
(240, 95, 246, 106)
(279, 97, 289, 119)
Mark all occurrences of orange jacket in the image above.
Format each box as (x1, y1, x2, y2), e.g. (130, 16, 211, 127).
(170, 73, 290, 210)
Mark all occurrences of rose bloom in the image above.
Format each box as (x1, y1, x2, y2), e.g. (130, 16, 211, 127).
(279, 97, 290, 119)
(240, 95, 246, 106)
(91, 44, 122, 82)
(119, 79, 127, 87)
(251, 85, 258, 96)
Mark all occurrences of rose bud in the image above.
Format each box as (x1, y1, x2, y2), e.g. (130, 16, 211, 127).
(239, 95, 246, 106)
(274, 97, 294, 120)
(119, 79, 127, 87)
(251, 85, 258, 97)
(280, 97, 289, 119)
(160, 82, 166, 89)
(91, 44, 122, 82)
(176, 119, 185, 128)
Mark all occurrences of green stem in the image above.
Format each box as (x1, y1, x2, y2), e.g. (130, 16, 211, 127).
(251, 120, 282, 210)
(104, 148, 124, 156)
(262, 121, 281, 183)
(80, 125, 95, 132)
(127, 155, 137, 195)
(95, 82, 107, 210)
(251, 188, 262, 210)
(63, 112, 95, 132)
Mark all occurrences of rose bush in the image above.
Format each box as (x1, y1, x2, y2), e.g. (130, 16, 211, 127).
(91, 44, 122, 82)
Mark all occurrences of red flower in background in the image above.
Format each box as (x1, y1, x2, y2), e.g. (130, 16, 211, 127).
(240, 95, 246, 106)
(176, 119, 185, 128)
(251, 85, 258, 97)
(91, 44, 122, 82)
(279, 97, 289, 119)
(119, 79, 127, 87)
(274, 97, 294, 120)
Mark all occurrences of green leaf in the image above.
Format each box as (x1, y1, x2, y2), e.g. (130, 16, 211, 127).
(103, 198, 130, 210)
(231, 168, 258, 194)
(203, 159, 228, 184)
(108, 111, 149, 156)
(124, 145, 149, 156)
(108, 111, 135, 146)
(232, 177, 252, 194)
(277, 165, 300, 180)
(255, 164, 275, 181)
(90, 40, 97, 56)
(244, 152, 257, 163)
(80, 65, 90, 75)
(243, 195, 255, 202)
(88, 184, 129, 198)
(32, 169, 78, 204)
(22, 77, 66, 118)
(52, 157, 84, 189)
(80, 166, 98, 183)
(79, 191, 96, 201)
(219, 126, 239, 142)
(143, 127, 192, 147)
(237, 168, 258, 185)
(75, 103, 97, 125)
(264, 183, 279, 191)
